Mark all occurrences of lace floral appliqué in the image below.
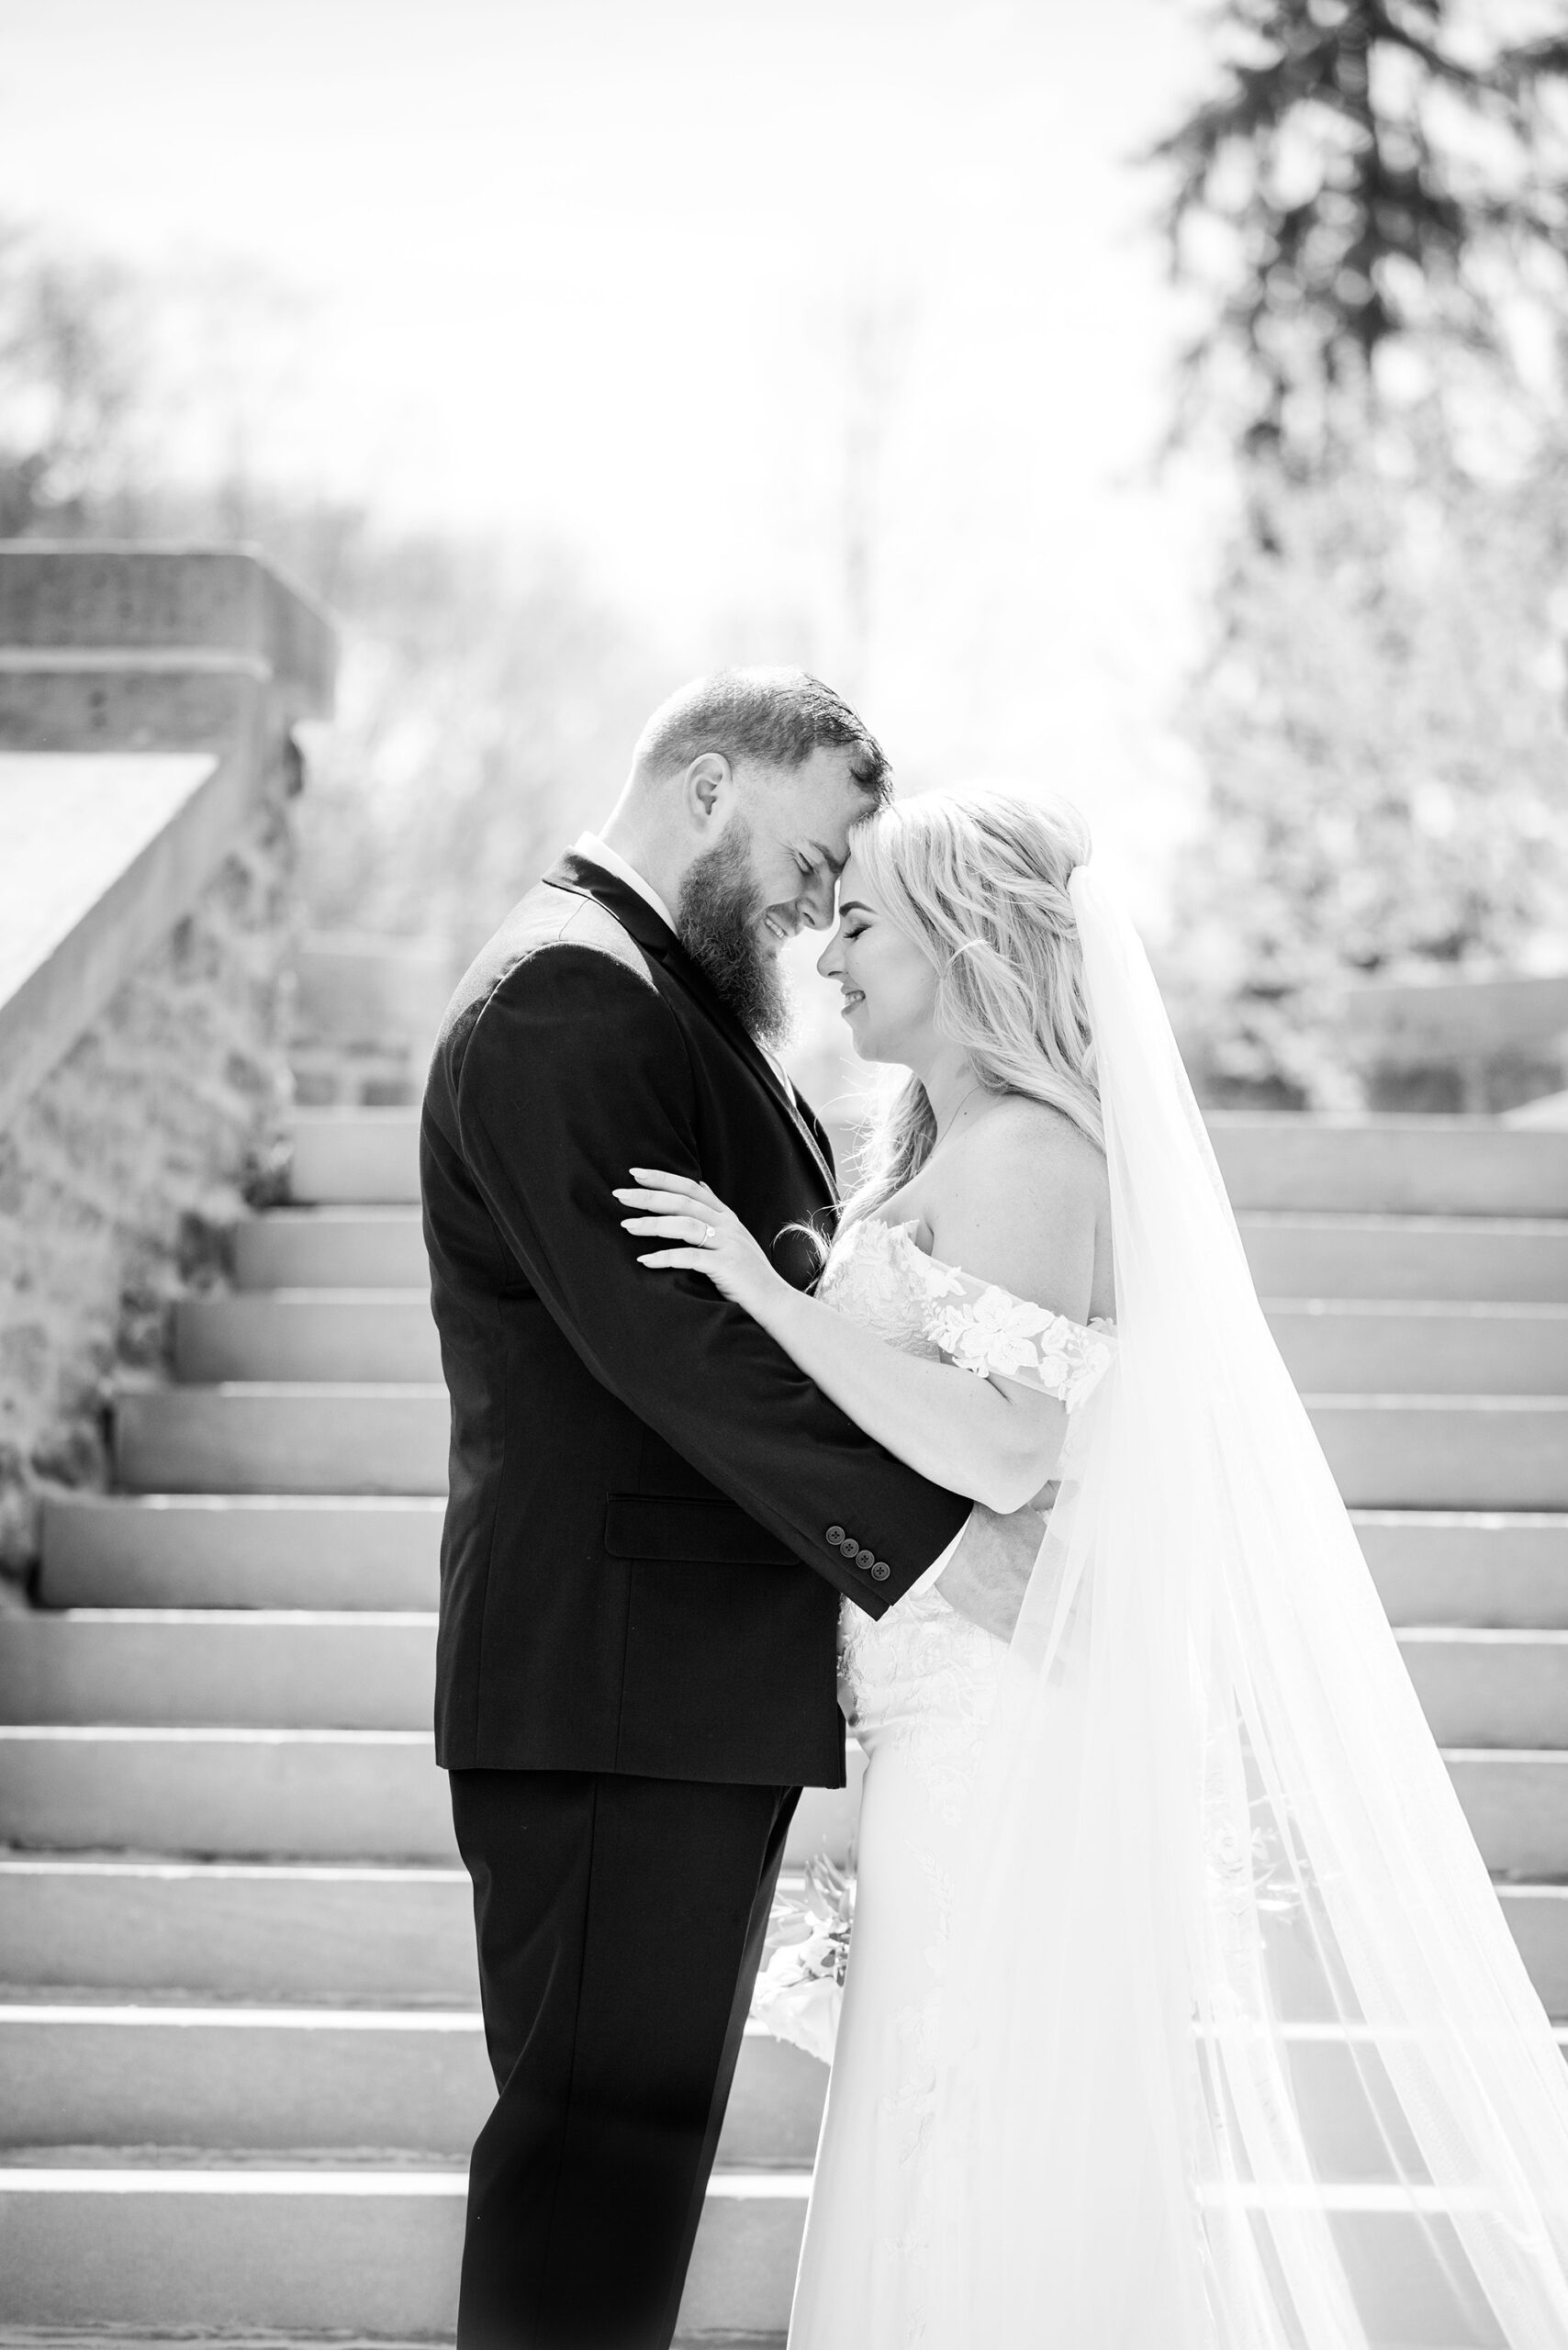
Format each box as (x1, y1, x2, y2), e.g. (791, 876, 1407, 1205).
(823, 1214, 1114, 1410)
(892, 1233, 1114, 1407)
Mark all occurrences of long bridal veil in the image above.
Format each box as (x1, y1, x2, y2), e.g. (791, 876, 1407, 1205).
(927, 861, 1568, 2347)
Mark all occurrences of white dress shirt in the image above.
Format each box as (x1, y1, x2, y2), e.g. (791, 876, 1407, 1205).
(572, 831, 678, 933)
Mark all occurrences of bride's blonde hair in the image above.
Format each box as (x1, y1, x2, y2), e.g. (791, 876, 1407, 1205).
(841, 788, 1103, 1228)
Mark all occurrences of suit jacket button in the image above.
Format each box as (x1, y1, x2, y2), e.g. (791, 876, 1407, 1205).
(870, 1561, 891, 1582)
(855, 1548, 876, 1571)
(839, 1535, 859, 1558)
(825, 1525, 846, 1548)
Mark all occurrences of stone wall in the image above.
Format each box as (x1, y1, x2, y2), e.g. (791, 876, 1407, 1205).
(0, 801, 296, 1587)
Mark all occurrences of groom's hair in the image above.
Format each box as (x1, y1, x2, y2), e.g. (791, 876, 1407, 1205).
(633, 667, 891, 800)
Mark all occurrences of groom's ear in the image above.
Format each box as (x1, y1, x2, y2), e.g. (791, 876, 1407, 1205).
(684, 751, 733, 829)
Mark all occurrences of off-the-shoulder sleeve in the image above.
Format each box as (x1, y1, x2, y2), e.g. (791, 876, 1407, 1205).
(892, 1229, 1114, 1410)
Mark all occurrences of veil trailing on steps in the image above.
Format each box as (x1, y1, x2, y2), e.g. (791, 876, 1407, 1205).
(927, 861, 1568, 2348)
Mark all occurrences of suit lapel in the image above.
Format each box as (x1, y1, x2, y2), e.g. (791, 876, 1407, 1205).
(545, 853, 839, 1203)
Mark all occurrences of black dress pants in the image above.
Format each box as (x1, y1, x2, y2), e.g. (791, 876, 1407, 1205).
(449, 1767, 800, 2350)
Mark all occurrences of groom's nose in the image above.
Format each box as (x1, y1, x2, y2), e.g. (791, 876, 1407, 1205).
(796, 868, 837, 931)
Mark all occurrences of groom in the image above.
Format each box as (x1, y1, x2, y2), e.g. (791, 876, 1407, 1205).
(421, 668, 1026, 2349)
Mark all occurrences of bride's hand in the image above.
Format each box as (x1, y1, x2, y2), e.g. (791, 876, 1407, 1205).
(614, 1169, 785, 1320)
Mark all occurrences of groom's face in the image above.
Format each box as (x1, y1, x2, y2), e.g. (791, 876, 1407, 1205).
(675, 748, 873, 1046)
(744, 748, 875, 945)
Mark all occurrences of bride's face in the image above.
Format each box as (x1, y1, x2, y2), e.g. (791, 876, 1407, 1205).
(816, 852, 939, 1065)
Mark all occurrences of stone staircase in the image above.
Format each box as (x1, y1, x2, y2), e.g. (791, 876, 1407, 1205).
(1, 1107, 1566, 2342)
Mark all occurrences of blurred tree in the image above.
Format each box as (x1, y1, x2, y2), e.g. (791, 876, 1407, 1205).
(0, 223, 668, 960)
(1152, 4, 1568, 1102)
(285, 520, 666, 963)
(1151, 0, 1568, 474)
(1170, 415, 1568, 1102)
(0, 222, 148, 534)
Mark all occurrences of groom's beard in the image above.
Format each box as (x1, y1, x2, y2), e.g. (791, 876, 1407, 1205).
(676, 822, 792, 1049)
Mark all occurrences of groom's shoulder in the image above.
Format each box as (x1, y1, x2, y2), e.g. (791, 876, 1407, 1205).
(437, 880, 661, 1064)
(463, 881, 653, 1006)
(486, 878, 652, 986)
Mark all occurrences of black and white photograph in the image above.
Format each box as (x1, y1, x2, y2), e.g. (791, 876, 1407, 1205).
(3, 3, 1568, 2345)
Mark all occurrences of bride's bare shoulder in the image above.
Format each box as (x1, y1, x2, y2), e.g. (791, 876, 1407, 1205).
(925, 1097, 1104, 1315)
(946, 1095, 1103, 1197)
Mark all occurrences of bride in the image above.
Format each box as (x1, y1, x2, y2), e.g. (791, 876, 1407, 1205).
(616, 788, 1568, 2348)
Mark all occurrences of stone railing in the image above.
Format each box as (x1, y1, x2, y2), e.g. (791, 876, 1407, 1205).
(0, 544, 336, 1584)
(1329, 969, 1568, 1114)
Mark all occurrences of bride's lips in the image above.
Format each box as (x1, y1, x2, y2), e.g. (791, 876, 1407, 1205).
(840, 989, 865, 1018)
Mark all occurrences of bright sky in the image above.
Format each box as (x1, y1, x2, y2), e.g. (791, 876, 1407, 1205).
(0, 0, 1223, 917)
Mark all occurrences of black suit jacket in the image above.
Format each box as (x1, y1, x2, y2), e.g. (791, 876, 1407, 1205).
(420, 853, 970, 1785)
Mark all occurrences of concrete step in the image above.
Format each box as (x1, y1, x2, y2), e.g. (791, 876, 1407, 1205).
(1503, 1886, 1568, 2019)
(0, 2164, 799, 2337)
(1240, 1212, 1568, 1302)
(112, 1381, 1568, 1506)
(177, 1288, 1568, 1395)
(236, 1203, 1568, 1302)
(0, 2009, 819, 2166)
(114, 1386, 449, 1495)
(0, 1728, 458, 1862)
(1398, 1631, 1568, 1746)
(0, 1612, 437, 1729)
(1448, 1751, 1568, 1878)
(9, 1610, 1568, 1751)
(289, 1042, 421, 1110)
(7, 2000, 1568, 2177)
(2, 1852, 1562, 2023)
(289, 1109, 421, 1204)
(1271, 1300, 1568, 1394)
(38, 1493, 442, 1610)
(0, 2160, 1527, 2343)
(1209, 1114, 1568, 1216)
(174, 1292, 440, 1383)
(0, 1860, 475, 2003)
(235, 1211, 427, 1291)
(0, 2002, 490, 2154)
(38, 1495, 1567, 1628)
(0, 1860, 811, 2009)
(1311, 1397, 1568, 1510)
(281, 1110, 1568, 1218)
(0, 1721, 1547, 1877)
(0, 1729, 860, 1868)
(293, 935, 452, 1060)
(1355, 1513, 1568, 1628)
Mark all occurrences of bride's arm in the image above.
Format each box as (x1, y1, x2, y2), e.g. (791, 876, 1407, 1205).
(615, 1118, 1100, 1516)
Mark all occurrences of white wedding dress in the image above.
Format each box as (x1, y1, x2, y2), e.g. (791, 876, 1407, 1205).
(780, 862, 1568, 2349)
(788, 1214, 1114, 2350)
